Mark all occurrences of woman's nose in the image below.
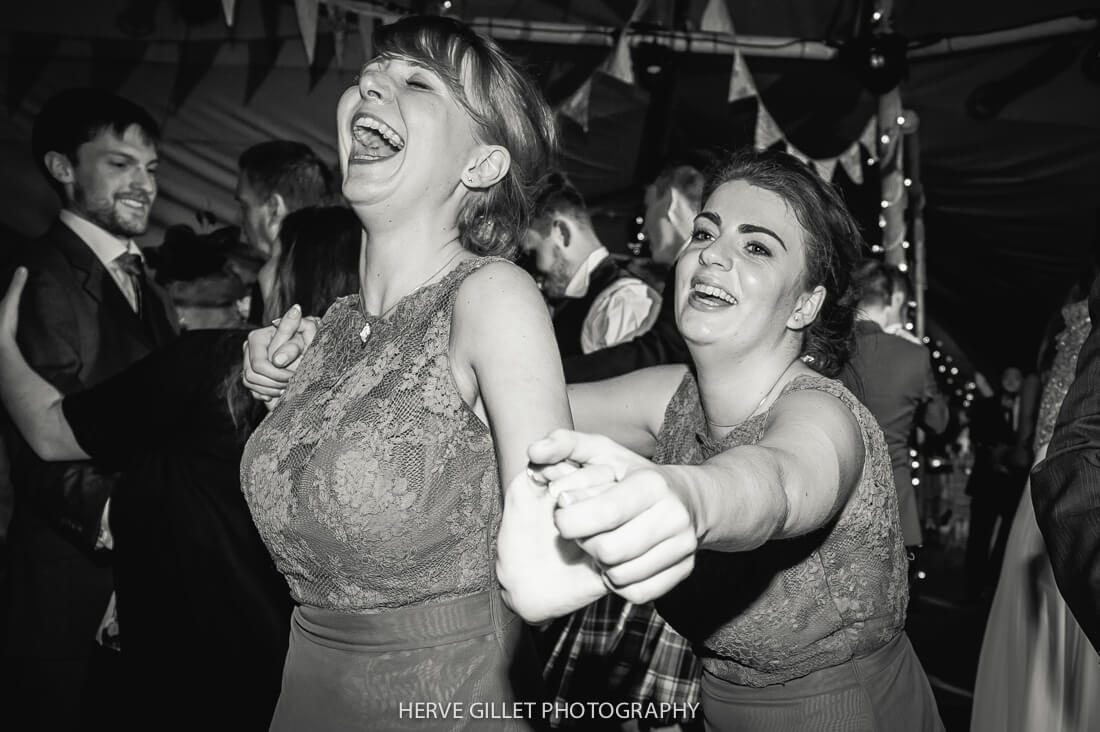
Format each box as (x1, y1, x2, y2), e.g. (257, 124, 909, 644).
(697, 239, 732, 269)
(358, 70, 394, 102)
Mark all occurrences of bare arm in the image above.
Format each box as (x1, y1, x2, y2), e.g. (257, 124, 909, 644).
(452, 261, 606, 622)
(567, 364, 686, 456)
(0, 268, 87, 461)
(532, 388, 866, 603)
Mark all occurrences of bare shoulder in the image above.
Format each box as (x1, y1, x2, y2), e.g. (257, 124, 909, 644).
(768, 386, 863, 447)
(458, 259, 539, 299)
(454, 259, 547, 327)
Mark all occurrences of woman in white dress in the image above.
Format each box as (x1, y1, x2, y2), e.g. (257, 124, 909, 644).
(971, 295, 1100, 731)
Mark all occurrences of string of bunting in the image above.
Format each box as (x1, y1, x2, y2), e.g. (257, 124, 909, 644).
(547, 0, 879, 182)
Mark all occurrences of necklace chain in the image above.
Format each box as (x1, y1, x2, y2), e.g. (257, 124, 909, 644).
(705, 358, 799, 430)
(370, 238, 463, 321)
(358, 238, 462, 344)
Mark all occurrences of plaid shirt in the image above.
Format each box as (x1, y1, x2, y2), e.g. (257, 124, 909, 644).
(542, 594, 701, 728)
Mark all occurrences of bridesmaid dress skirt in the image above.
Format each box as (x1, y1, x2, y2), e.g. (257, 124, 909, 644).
(270, 591, 546, 731)
(699, 633, 943, 732)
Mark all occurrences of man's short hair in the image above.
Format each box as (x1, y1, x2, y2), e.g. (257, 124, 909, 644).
(31, 88, 160, 196)
(238, 140, 337, 211)
(529, 171, 591, 235)
(852, 257, 912, 308)
(651, 164, 705, 211)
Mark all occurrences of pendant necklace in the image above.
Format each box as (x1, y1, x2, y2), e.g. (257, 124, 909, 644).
(705, 358, 799, 433)
(359, 240, 462, 343)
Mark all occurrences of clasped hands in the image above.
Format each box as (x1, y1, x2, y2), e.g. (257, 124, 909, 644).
(242, 309, 701, 620)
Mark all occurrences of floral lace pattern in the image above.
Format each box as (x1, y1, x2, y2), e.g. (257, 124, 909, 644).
(240, 258, 504, 611)
(1035, 299, 1090, 450)
(653, 373, 908, 687)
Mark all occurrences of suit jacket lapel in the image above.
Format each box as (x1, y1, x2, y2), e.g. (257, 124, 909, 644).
(47, 221, 160, 347)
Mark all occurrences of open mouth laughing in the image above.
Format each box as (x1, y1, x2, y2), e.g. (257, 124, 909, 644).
(690, 278, 738, 306)
(350, 113, 406, 162)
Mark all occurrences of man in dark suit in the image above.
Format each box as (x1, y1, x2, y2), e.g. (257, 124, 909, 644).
(1, 88, 178, 730)
(843, 260, 949, 552)
(1031, 274, 1100, 653)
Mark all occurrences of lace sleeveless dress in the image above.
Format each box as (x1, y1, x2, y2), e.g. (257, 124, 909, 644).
(240, 257, 543, 731)
(971, 299, 1100, 732)
(653, 372, 943, 731)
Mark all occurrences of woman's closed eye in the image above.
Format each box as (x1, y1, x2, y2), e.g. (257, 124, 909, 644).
(406, 76, 432, 90)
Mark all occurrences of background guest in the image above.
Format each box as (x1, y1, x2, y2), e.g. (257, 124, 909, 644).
(562, 163, 702, 383)
(522, 172, 661, 357)
(0, 88, 177, 731)
(0, 205, 361, 731)
(844, 259, 949, 553)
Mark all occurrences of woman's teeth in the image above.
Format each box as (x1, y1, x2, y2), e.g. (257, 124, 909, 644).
(693, 283, 737, 305)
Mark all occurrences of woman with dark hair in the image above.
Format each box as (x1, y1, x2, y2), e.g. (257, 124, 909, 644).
(503, 148, 943, 730)
(0, 205, 361, 730)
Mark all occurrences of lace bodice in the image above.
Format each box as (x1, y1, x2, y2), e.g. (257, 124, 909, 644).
(653, 373, 908, 687)
(240, 257, 504, 612)
(1034, 299, 1091, 449)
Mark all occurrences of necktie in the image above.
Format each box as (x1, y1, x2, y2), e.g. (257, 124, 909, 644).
(114, 252, 144, 316)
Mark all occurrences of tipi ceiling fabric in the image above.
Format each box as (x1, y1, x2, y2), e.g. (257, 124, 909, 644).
(1, 0, 1099, 373)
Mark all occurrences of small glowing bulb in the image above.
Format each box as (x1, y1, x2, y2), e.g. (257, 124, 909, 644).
(898, 262, 909, 272)
(917, 570, 927, 580)
(903, 177, 913, 187)
(904, 322, 913, 330)
(932, 350, 941, 358)
(912, 477, 920, 486)
(442, 0, 452, 8)
(867, 157, 876, 166)
(636, 233, 645, 240)
(881, 200, 889, 209)
(896, 115, 906, 125)
(635, 216, 644, 225)
(880, 134, 890, 145)
(878, 216, 886, 228)
(871, 244, 883, 253)
(902, 240, 910, 248)
(922, 336, 930, 343)
(950, 367, 959, 375)
(911, 461, 920, 469)
(872, 10, 883, 22)
(938, 365, 946, 373)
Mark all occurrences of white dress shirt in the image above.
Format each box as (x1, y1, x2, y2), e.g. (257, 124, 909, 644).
(564, 247, 661, 354)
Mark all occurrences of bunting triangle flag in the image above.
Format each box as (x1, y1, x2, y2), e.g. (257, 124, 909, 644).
(245, 38, 284, 104)
(295, 0, 320, 64)
(859, 117, 878, 163)
(785, 142, 810, 165)
(838, 143, 864, 185)
(221, 0, 236, 27)
(605, 30, 634, 85)
(309, 32, 336, 91)
(90, 39, 148, 95)
(172, 39, 223, 111)
(357, 12, 376, 61)
(814, 157, 839, 181)
(7, 33, 61, 114)
(260, 0, 281, 39)
(557, 77, 593, 132)
(728, 49, 756, 103)
(332, 10, 348, 68)
(700, 0, 735, 35)
(753, 103, 784, 150)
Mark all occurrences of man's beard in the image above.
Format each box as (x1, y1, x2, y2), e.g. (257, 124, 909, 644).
(543, 255, 574, 299)
(73, 185, 151, 238)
